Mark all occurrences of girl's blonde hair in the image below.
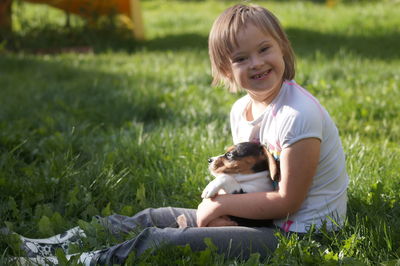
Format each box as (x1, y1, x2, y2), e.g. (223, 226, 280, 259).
(208, 4, 295, 92)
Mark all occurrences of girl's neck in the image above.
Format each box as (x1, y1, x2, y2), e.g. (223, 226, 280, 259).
(246, 81, 283, 105)
(245, 100, 266, 121)
(245, 81, 283, 121)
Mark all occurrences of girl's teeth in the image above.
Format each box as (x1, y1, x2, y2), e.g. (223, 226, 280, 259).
(254, 70, 271, 79)
(255, 72, 265, 79)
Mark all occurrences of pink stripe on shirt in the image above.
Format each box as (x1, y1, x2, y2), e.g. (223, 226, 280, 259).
(282, 220, 294, 232)
(284, 81, 324, 115)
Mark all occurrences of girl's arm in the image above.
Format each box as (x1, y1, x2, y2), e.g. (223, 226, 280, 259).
(196, 137, 320, 227)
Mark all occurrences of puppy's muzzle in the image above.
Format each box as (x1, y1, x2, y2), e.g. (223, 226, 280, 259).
(208, 155, 223, 172)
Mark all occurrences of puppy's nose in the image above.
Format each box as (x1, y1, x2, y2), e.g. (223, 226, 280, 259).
(208, 158, 213, 164)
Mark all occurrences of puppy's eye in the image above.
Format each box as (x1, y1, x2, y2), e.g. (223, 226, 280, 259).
(224, 152, 234, 160)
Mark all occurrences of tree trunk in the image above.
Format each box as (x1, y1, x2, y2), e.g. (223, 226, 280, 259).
(0, 0, 12, 41)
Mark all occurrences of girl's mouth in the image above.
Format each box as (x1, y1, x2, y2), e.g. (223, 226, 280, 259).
(252, 69, 272, 80)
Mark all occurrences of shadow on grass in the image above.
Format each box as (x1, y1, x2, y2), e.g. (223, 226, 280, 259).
(145, 28, 400, 60)
(142, 33, 208, 51)
(0, 55, 169, 130)
(0, 50, 230, 137)
(3, 26, 399, 60)
(138, 28, 400, 61)
(286, 28, 400, 60)
(2, 26, 139, 53)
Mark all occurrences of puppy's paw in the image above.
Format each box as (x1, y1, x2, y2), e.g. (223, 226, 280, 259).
(201, 175, 242, 198)
(201, 180, 221, 198)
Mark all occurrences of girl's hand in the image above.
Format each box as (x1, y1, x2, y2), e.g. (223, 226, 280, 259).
(196, 197, 225, 227)
(207, 215, 238, 227)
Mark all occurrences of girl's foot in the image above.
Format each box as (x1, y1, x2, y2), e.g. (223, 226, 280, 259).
(3, 226, 86, 257)
(21, 226, 86, 257)
(9, 250, 101, 266)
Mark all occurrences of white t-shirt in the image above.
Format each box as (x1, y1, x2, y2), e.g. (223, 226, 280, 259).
(230, 80, 348, 233)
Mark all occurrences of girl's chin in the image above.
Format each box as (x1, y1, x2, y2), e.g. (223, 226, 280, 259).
(245, 83, 281, 100)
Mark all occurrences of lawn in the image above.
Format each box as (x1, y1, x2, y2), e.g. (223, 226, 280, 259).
(1, 0, 400, 264)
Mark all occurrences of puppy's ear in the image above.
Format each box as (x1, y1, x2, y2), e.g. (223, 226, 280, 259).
(262, 146, 280, 182)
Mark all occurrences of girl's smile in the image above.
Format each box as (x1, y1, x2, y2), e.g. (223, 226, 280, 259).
(251, 69, 272, 80)
(229, 23, 285, 104)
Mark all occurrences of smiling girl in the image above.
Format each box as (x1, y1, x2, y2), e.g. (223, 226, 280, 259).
(198, 4, 348, 235)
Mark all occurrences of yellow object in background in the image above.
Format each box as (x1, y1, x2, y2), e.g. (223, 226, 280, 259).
(1, 0, 145, 40)
(326, 0, 337, 8)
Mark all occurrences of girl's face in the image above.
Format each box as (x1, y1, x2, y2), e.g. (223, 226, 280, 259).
(228, 23, 285, 102)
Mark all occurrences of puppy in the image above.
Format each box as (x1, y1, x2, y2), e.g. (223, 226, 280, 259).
(177, 142, 280, 228)
(201, 142, 280, 227)
(201, 142, 280, 199)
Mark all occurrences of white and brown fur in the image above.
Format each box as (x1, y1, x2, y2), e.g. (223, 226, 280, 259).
(202, 142, 280, 199)
(177, 142, 280, 228)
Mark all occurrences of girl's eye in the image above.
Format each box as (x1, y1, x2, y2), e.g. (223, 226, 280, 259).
(260, 46, 269, 53)
(233, 57, 246, 63)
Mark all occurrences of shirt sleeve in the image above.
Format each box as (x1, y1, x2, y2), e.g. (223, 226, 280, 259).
(279, 108, 324, 149)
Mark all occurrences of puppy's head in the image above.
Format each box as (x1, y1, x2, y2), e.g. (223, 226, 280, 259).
(208, 142, 279, 181)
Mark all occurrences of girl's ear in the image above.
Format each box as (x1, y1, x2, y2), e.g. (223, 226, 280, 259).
(226, 71, 236, 84)
(223, 64, 233, 78)
(225, 69, 233, 79)
(224, 71, 233, 85)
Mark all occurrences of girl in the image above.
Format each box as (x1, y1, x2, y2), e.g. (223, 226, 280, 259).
(198, 3, 348, 232)
(9, 4, 348, 265)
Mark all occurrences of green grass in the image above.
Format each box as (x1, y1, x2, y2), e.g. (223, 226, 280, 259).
(1, 0, 400, 264)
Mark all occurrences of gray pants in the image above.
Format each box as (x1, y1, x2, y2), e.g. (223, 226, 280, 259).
(95, 207, 279, 265)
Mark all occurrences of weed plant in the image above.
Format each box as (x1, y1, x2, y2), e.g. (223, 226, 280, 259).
(0, 0, 400, 265)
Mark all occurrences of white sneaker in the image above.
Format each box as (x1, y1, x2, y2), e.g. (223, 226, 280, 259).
(9, 256, 59, 265)
(10, 250, 101, 266)
(18, 227, 86, 257)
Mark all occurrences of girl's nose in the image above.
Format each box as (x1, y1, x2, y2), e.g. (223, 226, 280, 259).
(250, 56, 263, 69)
